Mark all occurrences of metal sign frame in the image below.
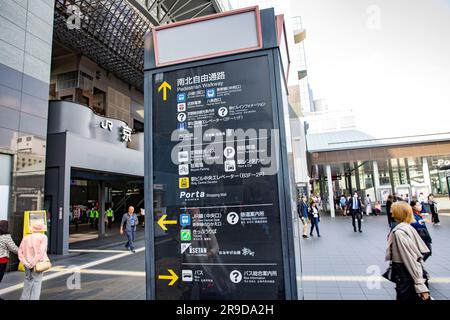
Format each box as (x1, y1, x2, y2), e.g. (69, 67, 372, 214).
(144, 9, 298, 300)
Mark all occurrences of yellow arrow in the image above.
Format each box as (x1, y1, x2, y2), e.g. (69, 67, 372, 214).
(158, 269, 179, 286)
(158, 81, 172, 101)
(157, 214, 177, 231)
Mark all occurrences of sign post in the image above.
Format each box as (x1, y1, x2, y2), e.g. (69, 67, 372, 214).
(144, 7, 298, 300)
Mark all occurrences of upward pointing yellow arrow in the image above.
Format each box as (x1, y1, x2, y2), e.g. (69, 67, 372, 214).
(158, 81, 172, 101)
(158, 269, 179, 286)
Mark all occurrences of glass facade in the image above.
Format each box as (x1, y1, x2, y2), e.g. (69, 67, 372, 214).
(429, 155, 450, 195)
(316, 155, 450, 209)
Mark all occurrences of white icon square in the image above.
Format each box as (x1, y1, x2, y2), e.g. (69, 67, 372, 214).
(177, 103, 186, 112)
(178, 151, 189, 163)
(182, 270, 193, 282)
(179, 164, 189, 176)
(225, 160, 236, 172)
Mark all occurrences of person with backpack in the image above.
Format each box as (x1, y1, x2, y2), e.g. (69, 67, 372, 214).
(410, 201, 432, 261)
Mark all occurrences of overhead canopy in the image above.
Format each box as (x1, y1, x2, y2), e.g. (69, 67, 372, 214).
(53, 0, 226, 89)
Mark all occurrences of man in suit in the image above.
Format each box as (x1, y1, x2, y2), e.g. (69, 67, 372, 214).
(348, 191, 363, 233)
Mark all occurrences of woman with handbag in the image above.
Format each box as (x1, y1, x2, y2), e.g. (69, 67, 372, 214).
(385, 202, 431, 301)
(18, 220, 50, 300)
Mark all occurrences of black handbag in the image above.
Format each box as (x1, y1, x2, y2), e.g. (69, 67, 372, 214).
(382, 262, 395, 282)
(383, 230, 397, 282)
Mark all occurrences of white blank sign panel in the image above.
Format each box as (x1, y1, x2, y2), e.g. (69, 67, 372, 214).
(154, 8, 262, 66)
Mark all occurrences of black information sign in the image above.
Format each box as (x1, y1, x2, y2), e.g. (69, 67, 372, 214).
(152, 56, 286, 299)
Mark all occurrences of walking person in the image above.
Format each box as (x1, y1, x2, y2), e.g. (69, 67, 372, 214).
(106, 207, 114, 229)
(73, 206, 80, 232)
(428, 194, 440, 226)
(418, 192, 427, 214)
(18, 221, 50, 300)
(298, 196, 310, 238)
(386, 195, 394, 228)
(0, 220, 19, 300)
(89, 207, 95, 229)
(374, 201, 381, 216)
(93, 206, 99, 230)
(120, 206, 138, 253)
(309, 202, 321, 237)
(339, 195, 347, 216)
(365, 194, 372, 216)
(348, 192, 363, 233)
(410, 201, 432, 261)
(385, 202, 430, 301)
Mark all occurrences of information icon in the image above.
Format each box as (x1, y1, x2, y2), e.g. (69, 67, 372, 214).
(227, 212, 239, 225)
(218, 107, 228, 117)
(177, 112, 187, 122)
(229, 270, 242, 284)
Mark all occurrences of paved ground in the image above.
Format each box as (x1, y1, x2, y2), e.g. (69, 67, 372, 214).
(0, 228, 148, 300)
(299, 214, 450, 300)
(1, 215, 449, 300)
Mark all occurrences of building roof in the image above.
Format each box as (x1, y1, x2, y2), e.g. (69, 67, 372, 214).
(54, 0, 225, 90)
(307, 130, 450, 152)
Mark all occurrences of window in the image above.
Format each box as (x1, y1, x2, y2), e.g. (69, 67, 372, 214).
(26, 137, 32, 142)
(56, 71, 78, 91)
(428, 156, 450, 196)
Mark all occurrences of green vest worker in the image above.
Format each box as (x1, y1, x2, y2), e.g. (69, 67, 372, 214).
(89, 208, 97, 228)
(106, 208, 114, 229)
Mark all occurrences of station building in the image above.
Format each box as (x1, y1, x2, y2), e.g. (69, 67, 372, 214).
(305, 112, 450, 217)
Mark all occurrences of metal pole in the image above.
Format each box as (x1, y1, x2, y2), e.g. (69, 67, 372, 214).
(98, 181, 105, 239)
(326, 165, 335, 218)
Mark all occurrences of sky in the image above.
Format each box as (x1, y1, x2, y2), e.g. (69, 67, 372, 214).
(289, 0, 450, 137)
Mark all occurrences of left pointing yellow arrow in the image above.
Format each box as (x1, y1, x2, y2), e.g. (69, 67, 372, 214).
(158, 81, 172, 101)
(158, 269, 179, 286)
(157, 214, 177, 231)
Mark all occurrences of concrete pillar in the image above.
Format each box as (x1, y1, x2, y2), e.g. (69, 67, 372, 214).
(354, 162, 361, 191)
(98, 181, 105, 238)
(373, 161, 381, 201)
(326, 165, 335, 218)
(422, 157, 432, 194)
